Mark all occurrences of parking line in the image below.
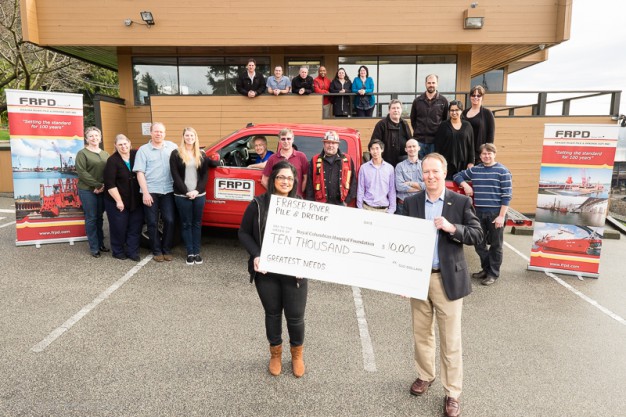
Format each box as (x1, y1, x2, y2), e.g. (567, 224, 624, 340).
(0, 209, 14, 213)
(505, 241, 625, 326)
(0, 221, 16, 228)
(352, 286, 377, 372)
(31, 255, 153, 353)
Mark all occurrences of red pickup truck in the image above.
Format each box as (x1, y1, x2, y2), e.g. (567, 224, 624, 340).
(203, 123, 363, 228)
(200, 123, 530, 229)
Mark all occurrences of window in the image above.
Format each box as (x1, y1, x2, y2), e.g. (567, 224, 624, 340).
(338, 55, 457, 117)
(132, 57, 270, 104)
(287, 59, 322, 79)
(471, 69, 504, 92)
(133, 57, 178, 105)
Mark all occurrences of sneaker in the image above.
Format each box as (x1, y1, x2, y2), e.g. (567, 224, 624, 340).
(186, 255, 195, 265)
(472, 270, 487, 279)
(194, 254, 203, 265)
(481, 276, 497, 286)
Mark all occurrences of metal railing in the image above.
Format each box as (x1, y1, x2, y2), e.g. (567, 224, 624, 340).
(322, 90, 622, 119)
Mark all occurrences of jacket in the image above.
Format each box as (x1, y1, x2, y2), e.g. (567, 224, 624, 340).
(410, 92, 449, 144)
(329, 78, 353, 116)
(236, 71, 266, 96)
(405, 189, 483, 300)
(370, 115, 412, 166)
(103, 150, 141, 211)
(352, 77, 375, 109)
(169, 150, 217, 196)
(306, 150, 356, 204)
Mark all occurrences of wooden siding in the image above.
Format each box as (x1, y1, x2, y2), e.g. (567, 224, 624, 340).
(142, 95, 612, 214)
(25, 1, 569, 47)
(99, 101, 128, 155)
(0, 148, 13, 194)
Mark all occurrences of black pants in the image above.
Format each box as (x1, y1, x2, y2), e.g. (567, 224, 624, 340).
(255, 273, 307, 346)
(475, 210, 505, 278)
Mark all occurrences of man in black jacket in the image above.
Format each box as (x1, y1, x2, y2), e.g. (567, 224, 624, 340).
(410, 74, 449, 159)
(292, 67, 314, 95)
(236, 58, 266, 98)
(370, 99, 412, 166)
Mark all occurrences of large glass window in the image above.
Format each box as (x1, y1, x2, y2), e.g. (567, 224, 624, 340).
(287, 58, 322, 79)
(471, 69, 504, 92)
(132, 57, 270, 104)
(338, 55, 457, 117)
(133, 57, 178, 105)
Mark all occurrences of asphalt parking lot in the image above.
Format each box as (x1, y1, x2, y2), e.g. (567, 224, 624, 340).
(1, 195, 625, 417)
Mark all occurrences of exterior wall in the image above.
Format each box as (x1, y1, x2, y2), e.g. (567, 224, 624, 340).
(23, 1, 569, 47)
(0, 147, 13, 193)
(98, 101, 128, 155)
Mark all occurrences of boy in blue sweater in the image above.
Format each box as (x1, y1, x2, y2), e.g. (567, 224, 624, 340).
(453, 143, 512, 285)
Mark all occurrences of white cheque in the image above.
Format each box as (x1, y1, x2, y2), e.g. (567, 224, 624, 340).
(258, 195, 436, 300)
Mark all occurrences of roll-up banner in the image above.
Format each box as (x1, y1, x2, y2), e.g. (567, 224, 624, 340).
(529, 124, 619, 278)
(6, 90, 87, 246)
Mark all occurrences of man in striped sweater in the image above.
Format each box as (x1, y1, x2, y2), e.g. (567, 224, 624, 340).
(453, 143, 512, 286)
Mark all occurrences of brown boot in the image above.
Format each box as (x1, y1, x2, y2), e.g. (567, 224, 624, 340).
(269, 344, 282, 376)
(290, 345, 305, 378)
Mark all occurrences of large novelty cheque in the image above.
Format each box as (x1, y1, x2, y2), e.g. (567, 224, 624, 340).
(258, 195, 436, 300)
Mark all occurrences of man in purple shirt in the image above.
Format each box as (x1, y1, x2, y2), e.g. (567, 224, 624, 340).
(357, 139, 396, 213)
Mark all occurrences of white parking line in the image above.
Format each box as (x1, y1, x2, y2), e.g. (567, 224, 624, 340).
(0, 221, 16, 228)
(505, 241, 625, 326)
(0, 209, 14, 213)
(31, 255, 153, 353)
(352, 286, 377, 372)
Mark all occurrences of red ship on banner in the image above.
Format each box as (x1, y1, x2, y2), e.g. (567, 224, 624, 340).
(534, 225, 602, 256)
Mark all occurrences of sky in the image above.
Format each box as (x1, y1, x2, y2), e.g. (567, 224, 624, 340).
(508, 0, 626, 117)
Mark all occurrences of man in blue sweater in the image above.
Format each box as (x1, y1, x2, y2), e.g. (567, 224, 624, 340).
(453, 143, 512, 286)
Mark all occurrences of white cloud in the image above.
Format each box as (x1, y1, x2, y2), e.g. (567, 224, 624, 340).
(508, 0, 626, 115)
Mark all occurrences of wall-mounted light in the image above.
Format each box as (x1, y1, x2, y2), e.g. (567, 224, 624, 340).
(124, 11, 155, 28)
(464, 3, 485, 29)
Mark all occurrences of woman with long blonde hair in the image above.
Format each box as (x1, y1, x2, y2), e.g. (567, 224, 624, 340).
(169, 127, 214, 264)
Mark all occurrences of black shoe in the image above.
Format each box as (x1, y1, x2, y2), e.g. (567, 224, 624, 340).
(186, 255, 195, 265)
(99, 246, 110, 253)
(481, 276, 497, 286)
(91, 251, 101, 258)
(113, 254, 127, 260)
(472, 270, 487, 279)
(128, 255, 140, 262)
(194, 254, 203, 265)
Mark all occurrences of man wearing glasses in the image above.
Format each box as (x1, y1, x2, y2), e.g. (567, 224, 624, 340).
(410, 74, 449, 159)
(261, 128, 309, 196)
(305, 131, 357, 206)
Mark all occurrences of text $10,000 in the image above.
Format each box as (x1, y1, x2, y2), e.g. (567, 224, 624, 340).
(384, 242, 416, 254)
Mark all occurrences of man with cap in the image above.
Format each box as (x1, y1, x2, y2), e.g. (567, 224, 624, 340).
(305, 130, 357, 206)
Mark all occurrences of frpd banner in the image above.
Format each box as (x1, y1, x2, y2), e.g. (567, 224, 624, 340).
(6, 90, 87, 246)
(529, 124, 618, 277)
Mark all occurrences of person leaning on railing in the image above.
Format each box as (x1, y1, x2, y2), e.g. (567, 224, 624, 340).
(329, 68, 352, 117)
(352, 65, 375, 117)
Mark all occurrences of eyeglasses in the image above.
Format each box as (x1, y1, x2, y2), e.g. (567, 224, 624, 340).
(280, 137, 293, 142)
(450, 109, 460, 113)
(276, 175, 295, 182)
(471, 94, 483, 98)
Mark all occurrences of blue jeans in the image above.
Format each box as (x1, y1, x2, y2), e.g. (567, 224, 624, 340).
(174, 194, 205, 255)
(104, 198, 144, 259)
(475, 210, 506, 278)
(78, 189, 105, 254)
(143, 192, 175, 256)
(395, 200, 407, 216)
(418, 142, 435, 160)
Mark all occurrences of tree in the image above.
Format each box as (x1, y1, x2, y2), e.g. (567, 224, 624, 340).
(0, 0, 118, 125)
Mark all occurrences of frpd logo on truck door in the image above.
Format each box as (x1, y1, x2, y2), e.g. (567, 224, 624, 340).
(214, 178, 255, 201)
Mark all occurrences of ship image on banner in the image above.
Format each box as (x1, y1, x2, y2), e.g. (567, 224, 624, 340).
(6, 90, 87, 246)
(529, 124, 618, 278)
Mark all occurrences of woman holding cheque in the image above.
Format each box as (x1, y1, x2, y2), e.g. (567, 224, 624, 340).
(238, 161, 308, 378)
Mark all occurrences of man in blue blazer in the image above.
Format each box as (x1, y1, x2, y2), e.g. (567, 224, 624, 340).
(404, 152, 483, 417)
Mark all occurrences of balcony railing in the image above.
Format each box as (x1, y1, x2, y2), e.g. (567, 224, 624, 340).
(322, 90, 622, 119)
